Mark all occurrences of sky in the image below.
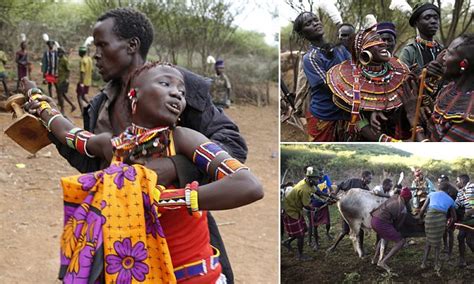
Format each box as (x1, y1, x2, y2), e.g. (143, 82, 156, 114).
(233, 0, 279, 46)
(389, 143, 474, 161)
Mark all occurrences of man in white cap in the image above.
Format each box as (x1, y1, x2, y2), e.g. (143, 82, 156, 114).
(282, 166, 324, 260)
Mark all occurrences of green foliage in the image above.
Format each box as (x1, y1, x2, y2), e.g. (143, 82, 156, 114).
(282, 0, 474, 54)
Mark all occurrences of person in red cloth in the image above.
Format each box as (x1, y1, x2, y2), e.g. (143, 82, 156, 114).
(24, 62, 264, 283)
(41, 40, 59, 97)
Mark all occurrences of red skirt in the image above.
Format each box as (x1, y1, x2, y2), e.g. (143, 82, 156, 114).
(283, 211, 307, 237)
(44, 73, 57, 84)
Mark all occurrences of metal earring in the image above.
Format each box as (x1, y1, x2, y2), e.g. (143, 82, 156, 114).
(131, 98, 137, 114)
(360, 50, 373, 65)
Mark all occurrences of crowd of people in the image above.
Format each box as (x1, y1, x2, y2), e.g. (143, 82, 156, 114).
(281, 167, 474, 274)
(287, 2, 473, 142)
(13, 7, 260, 283)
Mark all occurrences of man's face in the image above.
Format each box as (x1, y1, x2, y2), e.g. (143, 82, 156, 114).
(456, 177, 466, 189)
(338, 26, 354, 48)
(416, 9, 439, 37)
(363, 174, 372, 185)
(383, 181, 393, 192)
(93, 18, 133, 82)
(216, 66, 224, 75)
(379, 33, 396, 54)
(301, 13, 324, 41)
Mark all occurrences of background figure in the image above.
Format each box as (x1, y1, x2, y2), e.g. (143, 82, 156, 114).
(56, 48, 76, 114)
(337, 23, 355, 50)
(210, 59, 232, 108)
(399, 2, 443, 68)
(15, 41, 29, 90)
(376, 22, 397, 55)
(41, 40, 58, 97)
(0, 49, 8, 97)
(76, 46, 92, 115)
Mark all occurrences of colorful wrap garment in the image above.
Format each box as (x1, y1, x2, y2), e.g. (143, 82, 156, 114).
(59, 163, 176, 283)
(430, 82, 474, 142)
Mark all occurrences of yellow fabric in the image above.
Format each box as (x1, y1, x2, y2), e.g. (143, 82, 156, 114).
(80, 56, 93, 86)
(282, 179, 314, 219)
(60, 163, 176, 283)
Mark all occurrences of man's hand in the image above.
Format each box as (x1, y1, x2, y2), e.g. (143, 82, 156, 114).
(144, 157, 178, 186)
(21, 77, 59, 114)
(426, 60, 444, 79)
(370, 111, 388, 131)
(400, 77, 419, 127)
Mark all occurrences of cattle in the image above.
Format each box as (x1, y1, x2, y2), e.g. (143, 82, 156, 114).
(335, 188, 424, 258)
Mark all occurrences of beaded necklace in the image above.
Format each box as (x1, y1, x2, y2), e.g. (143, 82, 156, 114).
(360, 62, 393, 84)
(111, 124, 170, 159)
(415, 36, 438, 48)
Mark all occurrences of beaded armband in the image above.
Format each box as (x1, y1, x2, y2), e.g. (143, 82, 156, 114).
(193, 142, 248, 181)
(65, 128, 96, 158)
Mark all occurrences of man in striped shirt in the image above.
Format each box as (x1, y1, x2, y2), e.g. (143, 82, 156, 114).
(455, 174, 474, 269)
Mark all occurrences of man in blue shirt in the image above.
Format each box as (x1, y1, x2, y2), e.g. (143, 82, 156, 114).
(293, 11, 351, 141)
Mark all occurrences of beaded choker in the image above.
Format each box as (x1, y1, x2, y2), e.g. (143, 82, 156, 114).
(111, 124, 170, 159)
(360, 63, 393, 84)
(416, 36, 438, 48)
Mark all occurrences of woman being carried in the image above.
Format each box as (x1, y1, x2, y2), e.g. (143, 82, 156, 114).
(26, 62, 264, 283)
(327, 25, 410, 141)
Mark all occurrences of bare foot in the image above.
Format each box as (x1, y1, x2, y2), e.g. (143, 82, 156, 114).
(377, 261, 391, 273)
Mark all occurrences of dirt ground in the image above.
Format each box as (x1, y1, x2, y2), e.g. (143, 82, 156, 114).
(281, 206, 474, 283)
(0, 64, 279, 282)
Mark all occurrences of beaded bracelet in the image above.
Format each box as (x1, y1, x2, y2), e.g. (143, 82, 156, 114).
(46, 113, 63, 132)
(185, 181, 201, 218)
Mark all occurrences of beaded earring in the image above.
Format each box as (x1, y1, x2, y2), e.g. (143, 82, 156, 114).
(460, 60, 468, 72)
(128, 88, 138, 114)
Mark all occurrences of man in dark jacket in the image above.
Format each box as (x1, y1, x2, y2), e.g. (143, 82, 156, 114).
(328, 170, 373, 253)
(27, 8, 245, 282)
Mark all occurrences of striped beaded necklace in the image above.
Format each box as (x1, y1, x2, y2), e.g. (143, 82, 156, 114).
(111, 124, 170, 159)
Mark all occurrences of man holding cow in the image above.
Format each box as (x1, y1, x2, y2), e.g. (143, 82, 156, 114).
(282, 167, 334, 260)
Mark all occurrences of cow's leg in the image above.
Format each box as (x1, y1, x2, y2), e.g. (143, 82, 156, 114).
(348, 222, 363, 257)
(359, 229, 366, 256)
(327, 219, 349, 252)
(351, 222, 364, 257)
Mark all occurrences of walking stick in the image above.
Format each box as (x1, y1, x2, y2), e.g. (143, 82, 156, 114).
(411, 68, 427, 141)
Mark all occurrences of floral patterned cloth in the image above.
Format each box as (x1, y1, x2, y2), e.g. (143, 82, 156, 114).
(59, 162, 176, 283)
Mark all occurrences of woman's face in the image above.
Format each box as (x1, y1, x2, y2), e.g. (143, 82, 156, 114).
(300, 13, 324, 41)
(442, 37, 464, 80)
(132, 65, 186, 128)
(367, 42, 391, 64)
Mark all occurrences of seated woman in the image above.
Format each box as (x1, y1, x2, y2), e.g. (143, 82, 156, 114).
(326, 25, 410, 141)
(26, 62, 264, 283)
(400, 34, 474, 142)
